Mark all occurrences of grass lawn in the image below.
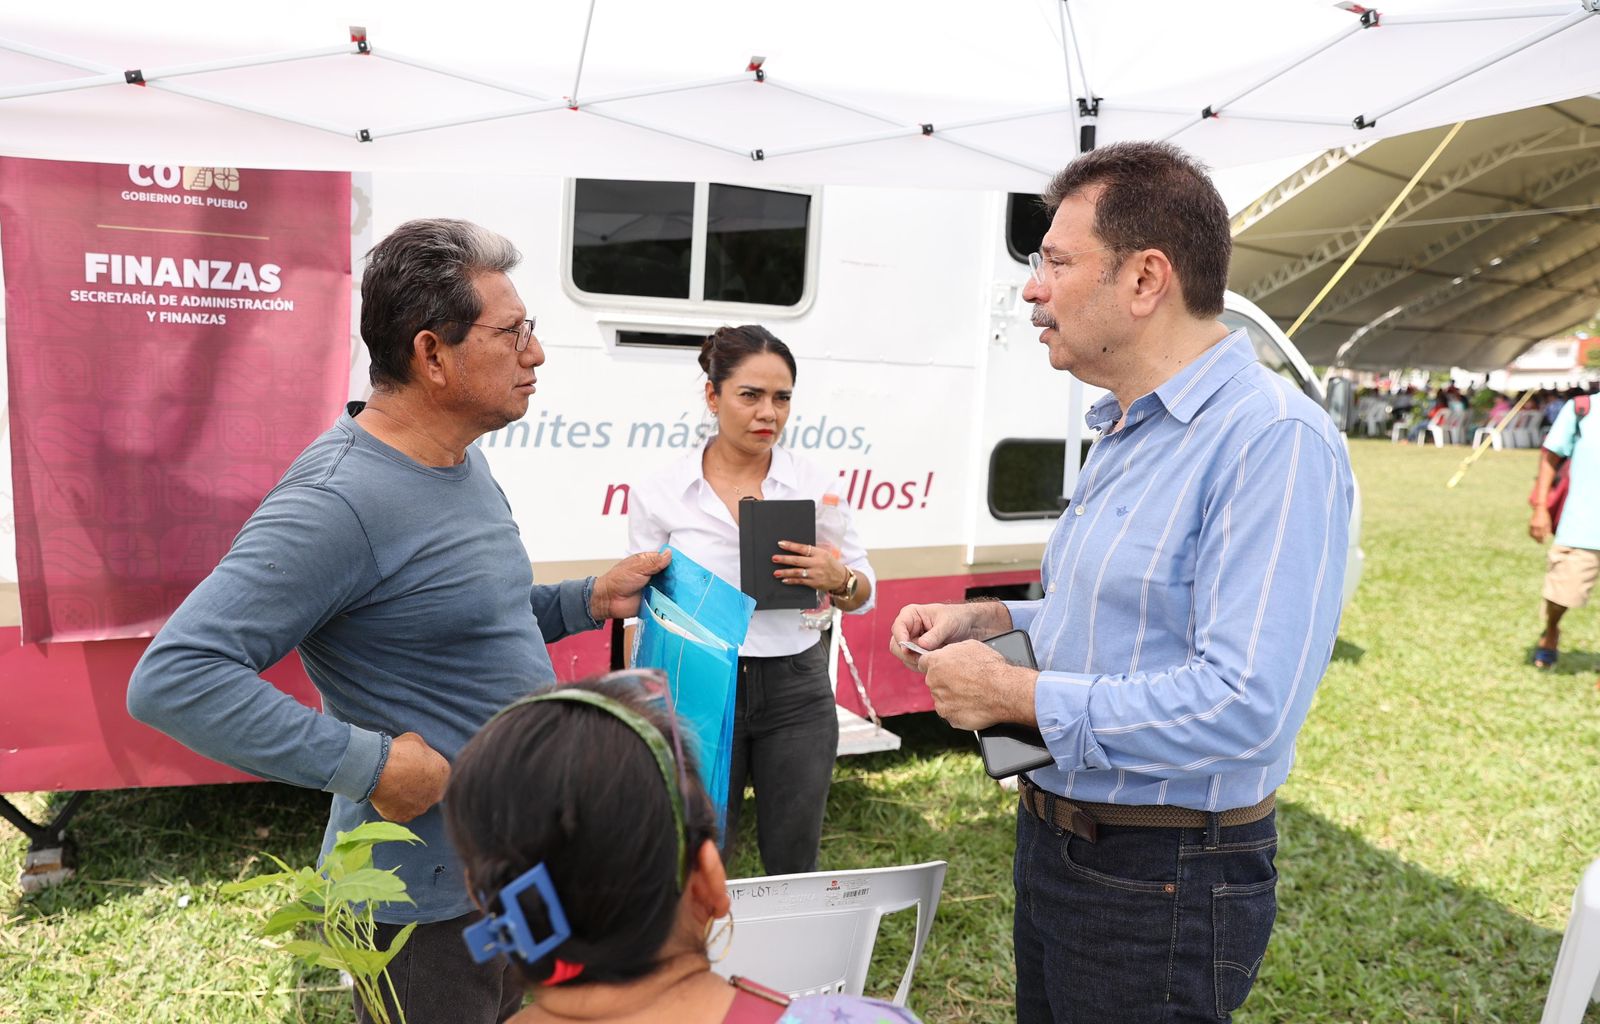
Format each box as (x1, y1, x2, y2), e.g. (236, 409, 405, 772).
(6, 438, 1600, 1022)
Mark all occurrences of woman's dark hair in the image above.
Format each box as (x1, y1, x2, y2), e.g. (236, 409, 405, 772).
(699, 325, 797, 392)
(1042, 141, 1230, 319)
(360, 218, 521, 390)
(445, 677, 718, 988)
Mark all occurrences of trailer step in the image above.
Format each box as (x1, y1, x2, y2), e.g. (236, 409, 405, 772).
(836, 705, 900, 757)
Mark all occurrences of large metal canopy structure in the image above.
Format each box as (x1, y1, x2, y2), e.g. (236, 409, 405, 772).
(1230, 96, 1600, 371)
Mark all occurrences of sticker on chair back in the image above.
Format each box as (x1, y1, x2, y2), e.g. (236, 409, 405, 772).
(824, 878, 871, 906)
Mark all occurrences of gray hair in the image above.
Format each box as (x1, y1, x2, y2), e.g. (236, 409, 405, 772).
(360, 218, 522, 388)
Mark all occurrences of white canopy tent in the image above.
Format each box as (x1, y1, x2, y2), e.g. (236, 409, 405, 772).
(1, 1, 1598, 190)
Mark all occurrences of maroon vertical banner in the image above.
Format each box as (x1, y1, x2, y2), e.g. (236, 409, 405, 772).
(0, 159, 350, 643)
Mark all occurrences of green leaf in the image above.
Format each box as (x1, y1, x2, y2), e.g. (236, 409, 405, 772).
(279, 939, 348, 973)
(218, 872, 291, 895)
(318, 938, 389, 978)
(372, 922, 417, 971)
(333, 821, 424, 854)
(261, 903, 324, 936)
(329, 868, 413, 906)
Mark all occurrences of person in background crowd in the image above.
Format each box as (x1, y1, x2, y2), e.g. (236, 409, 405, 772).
(1531, 387, 1598, 669)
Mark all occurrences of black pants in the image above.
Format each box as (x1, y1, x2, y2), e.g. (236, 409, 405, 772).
(722, 640, 839, 875)
(355, 911, 524, 1024)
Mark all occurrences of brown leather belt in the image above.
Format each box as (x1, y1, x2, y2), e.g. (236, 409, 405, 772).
(1018, 776, 1275, 843)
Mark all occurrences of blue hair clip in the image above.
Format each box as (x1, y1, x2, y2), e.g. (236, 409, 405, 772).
(462, 862, 572, 965)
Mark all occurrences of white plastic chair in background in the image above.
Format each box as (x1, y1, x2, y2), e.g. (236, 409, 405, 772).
(1426, 409, 1466, 446)
(1507, 409, 1543, 449)
(1540, 857, 1600, 1023)
(712, 860, 947, 1006)
(1363, 399, 1391, 438)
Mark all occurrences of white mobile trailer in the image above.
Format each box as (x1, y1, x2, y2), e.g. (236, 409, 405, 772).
(354, 173, 1364, 713)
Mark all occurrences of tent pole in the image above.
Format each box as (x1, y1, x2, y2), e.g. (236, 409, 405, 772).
(0, 73, 123, 101)
(375, 50, 553, 100)
(138, 45, 356, 82)
(371, 99, 572, 140)
(757, 103, 1075, 161)
(576, 74, 754, 106)
(765, 82, 1054, 177)
(1056, 1, 1080, 153)
(1383, 5, 1576, 25)
(1062, 1, 1093, 103)
(149, 80, 358, 139)
(0, 37, 119, 99)
(1161, 22, 1365, 142)
(569, 0, 600, 107)
(1119, 101, 1347, 127)
(759, 125, 925, 159)
(932, 135, 1056, 177)
(1318, 121, 1467, 353)
(583, 108, 757, 160)
(1356, 8, 1596, 129)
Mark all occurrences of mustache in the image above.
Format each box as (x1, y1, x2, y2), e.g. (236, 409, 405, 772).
(1031, 303, 1057, 329)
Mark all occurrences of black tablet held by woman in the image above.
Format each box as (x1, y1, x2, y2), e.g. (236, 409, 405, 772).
(977, 629, 1055, 779)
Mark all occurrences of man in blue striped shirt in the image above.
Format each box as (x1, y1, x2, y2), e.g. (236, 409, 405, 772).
(891, 142, 1352, 1023)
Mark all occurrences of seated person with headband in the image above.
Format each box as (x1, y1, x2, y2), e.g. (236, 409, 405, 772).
(444, 670, 922, 1024)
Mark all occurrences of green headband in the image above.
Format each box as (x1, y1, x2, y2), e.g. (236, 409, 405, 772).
(491, 688, 690, 887)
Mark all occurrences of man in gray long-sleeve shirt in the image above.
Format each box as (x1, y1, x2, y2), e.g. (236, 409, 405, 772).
(128, 218, 667, 1024)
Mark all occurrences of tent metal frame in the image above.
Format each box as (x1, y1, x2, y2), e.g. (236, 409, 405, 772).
(1242, 125, 1581, 302)
(1308, 143, 1600, 349)
(0, 2, 1594, 175)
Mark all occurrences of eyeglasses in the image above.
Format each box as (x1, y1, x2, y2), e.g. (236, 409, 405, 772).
(1028, 246, 1116, 286)
(445, 317, 537, 352)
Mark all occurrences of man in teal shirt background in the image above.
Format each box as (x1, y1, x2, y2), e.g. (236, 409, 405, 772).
(1530, 391, 1597, 668)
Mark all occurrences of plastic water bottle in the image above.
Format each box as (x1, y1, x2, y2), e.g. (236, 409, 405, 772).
(801, 493, 846, 630)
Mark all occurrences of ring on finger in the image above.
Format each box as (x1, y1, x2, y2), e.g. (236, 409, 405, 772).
(801, 568, 808, 579)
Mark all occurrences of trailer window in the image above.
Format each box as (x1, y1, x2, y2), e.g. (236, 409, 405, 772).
(705, 184, 809, 305)
(570, 179, 812, 309)
(989, 438, 1093, 520)
(572, 179, 695, 299)
(1006, 193, 1052, 264)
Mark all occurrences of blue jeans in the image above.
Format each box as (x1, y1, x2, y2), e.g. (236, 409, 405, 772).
(1013, 802, 1278, 1023)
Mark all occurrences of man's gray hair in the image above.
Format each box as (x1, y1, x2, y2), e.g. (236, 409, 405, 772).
(360, 218, 522, 389)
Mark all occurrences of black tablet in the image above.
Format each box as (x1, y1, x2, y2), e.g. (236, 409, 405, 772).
(976, 629, 1054, 780)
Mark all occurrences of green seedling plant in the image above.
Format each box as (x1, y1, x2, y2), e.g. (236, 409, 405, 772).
(221, 820, 423, 1024)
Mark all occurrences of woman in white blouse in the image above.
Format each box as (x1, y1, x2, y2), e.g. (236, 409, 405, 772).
(627, 325, 876, 874)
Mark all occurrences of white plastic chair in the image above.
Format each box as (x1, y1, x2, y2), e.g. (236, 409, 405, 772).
(1358, 398, 1389, 438)
(1540, 858, 1600, 1023)
(1472, 416, 1511, 450)
(1508, 409, 1543, 449)
(1426, 409, 1466, 447)
(712, 860, 947, 1005)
